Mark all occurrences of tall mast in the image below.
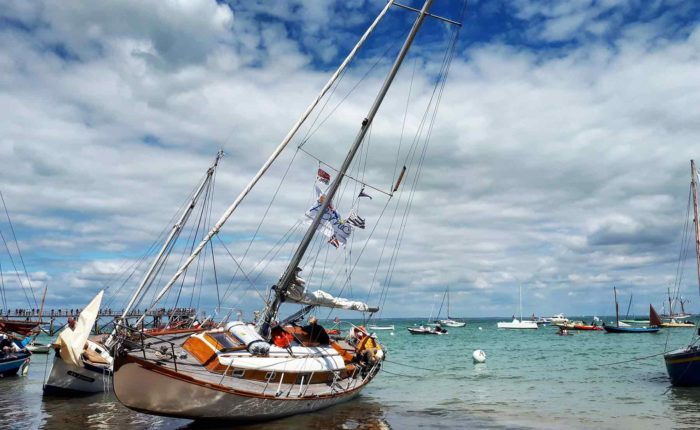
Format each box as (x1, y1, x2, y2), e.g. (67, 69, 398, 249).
(258, 0, 436, 336)
(691, 160, 700, 297)
(447, 286, 450, 318)
(120, 151, 221, 331)
(519, 284, 523, 322)
(614, 286, 619, 327)
(133, 2, 396, 328)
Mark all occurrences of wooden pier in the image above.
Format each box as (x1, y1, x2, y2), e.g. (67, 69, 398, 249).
(0, 308, 198, 336)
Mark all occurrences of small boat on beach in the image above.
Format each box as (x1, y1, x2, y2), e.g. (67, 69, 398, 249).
(0, 349, 31, 376)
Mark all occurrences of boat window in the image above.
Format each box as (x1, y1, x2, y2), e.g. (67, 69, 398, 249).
(232, 369, 245, 378)
(207, 332, 240, 351)
(265, 371, 276, 381)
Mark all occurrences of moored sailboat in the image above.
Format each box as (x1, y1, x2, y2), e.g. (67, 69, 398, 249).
(665, 160, 700, 385)
(497, 285, 538, 329)
(434, 287, 466, 327)
(603, 286, 661, 333)
(43, 152, 225, 395)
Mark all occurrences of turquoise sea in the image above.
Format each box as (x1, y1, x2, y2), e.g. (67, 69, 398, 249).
(4, 317, 700, 429)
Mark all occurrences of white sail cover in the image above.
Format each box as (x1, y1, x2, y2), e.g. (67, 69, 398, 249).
(286, 285, 373, 312)
(57, 290, 103, 367)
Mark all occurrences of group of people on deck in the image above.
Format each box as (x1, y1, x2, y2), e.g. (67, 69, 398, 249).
(271, 315, 382, 366)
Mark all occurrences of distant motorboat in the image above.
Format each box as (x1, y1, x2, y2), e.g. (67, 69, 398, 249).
(407, 325, 447, 335)
(544, 313, 569, 324)
(660, 319, 695, 328)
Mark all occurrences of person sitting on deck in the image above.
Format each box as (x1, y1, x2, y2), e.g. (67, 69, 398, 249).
(0, 334, 20, 353)
(355, 328, 382, 365)
(301, 316, 330, 345)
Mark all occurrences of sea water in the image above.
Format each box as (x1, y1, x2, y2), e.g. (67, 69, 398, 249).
(4, 318, 700, 429)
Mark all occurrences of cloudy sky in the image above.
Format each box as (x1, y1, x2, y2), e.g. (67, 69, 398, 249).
(1, 0, 699, 319)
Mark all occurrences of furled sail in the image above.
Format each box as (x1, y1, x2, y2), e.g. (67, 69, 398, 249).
(285, 271, 377, 312)
(56, 290, 103, 367)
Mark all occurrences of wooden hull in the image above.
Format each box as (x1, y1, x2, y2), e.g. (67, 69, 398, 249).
(602, 324, 659, 333)
(113, 353, 373, 421)
(665, 346, 700, 386)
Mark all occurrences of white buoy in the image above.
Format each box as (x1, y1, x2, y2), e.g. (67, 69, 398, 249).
(478, 327, 482, 330)
(472, 349, 486, 363)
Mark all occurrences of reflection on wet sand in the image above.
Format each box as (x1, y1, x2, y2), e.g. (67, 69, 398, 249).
(179, 398, 391, 430)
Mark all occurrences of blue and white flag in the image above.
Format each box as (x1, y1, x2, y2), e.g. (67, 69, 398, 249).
(304, 172, 353, 248)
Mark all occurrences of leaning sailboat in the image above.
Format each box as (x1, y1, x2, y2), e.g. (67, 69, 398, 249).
(665, 160, 700, 385)
(43, 151, 225, 395)
(112, 0, 462, 421)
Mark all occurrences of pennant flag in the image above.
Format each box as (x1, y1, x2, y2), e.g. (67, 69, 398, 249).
(317, 168, 331, 184)
(328, 236, 341, 248)
(358, 187, 372, 199)
(347, 211, 365, 229)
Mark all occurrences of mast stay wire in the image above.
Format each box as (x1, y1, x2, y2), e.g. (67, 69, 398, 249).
(104, 168, 214, 313)
(671, 188, 692, 312)
(0, 190, 38, 309)
(297, 26, 411, 151)
(376, 2, 465, 316)
(216, 149, 301, 308)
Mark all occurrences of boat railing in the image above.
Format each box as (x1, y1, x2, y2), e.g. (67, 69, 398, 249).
(114, 323, 182, 372)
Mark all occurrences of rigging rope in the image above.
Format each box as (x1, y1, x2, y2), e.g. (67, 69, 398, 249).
(0, 190, 38, 308)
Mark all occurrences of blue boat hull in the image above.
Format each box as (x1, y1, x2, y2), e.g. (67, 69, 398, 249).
(0, 352, 31, 376)
(602, 324, 660, 333)
(665, 346, 700, 386)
